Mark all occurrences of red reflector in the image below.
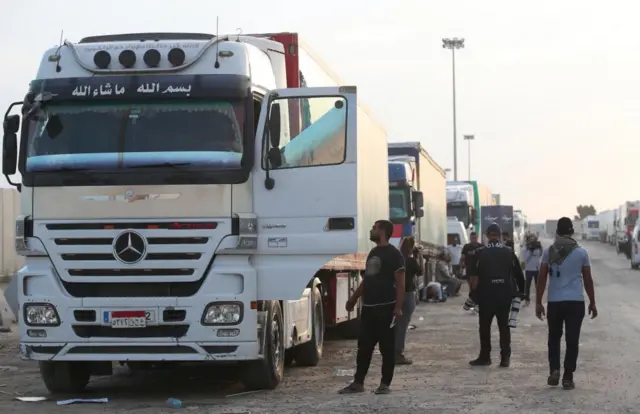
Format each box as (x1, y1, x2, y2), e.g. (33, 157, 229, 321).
(169, 222, 217, 230)
(392, 224, 403, 238)
(111, 311, 145, 318)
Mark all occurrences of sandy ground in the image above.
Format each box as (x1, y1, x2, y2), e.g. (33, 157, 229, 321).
(0, 238, 638, 413)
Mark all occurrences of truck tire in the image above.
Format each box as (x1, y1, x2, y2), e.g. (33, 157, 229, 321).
(241, 301, 285, 390)
(39, 361, 90, 394)
(295, 287, 324, 366)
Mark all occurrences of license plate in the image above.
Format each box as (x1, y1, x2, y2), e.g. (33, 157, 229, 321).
(105, 311, 153, 328)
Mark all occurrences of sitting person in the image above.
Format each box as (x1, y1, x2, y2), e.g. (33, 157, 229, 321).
(425, 281, 446, 302)
(436, 252, 463, 297)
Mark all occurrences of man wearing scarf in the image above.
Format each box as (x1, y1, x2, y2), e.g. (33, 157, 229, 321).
(536, 217, 598, 391)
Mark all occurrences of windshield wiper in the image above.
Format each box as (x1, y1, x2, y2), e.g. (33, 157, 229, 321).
(129, 162, 192, 169)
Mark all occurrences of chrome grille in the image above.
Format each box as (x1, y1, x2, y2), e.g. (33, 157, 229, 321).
(39, 220, 225, 282)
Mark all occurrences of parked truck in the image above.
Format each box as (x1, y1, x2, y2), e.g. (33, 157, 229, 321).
(480, 205, 514, 245)
(445, 180, 494, 239)
(615, 201, 640, 257)
(584, 215, 600, 241)
(388, 142, 447, 260)
(1, 31, 390, 393)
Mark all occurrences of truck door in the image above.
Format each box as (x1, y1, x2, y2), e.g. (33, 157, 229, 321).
(252, 87, 358, 300)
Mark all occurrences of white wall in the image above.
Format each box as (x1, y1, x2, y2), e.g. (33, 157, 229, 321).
(0, 189, 22, 281)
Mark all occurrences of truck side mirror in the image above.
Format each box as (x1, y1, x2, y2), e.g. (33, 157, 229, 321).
(2, 114, 19, 176)
(470, 208, 477, 225)
(412, 191, 424, 218)
(268, 102, 281, 148)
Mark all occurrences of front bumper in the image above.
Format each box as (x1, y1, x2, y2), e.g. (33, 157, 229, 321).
(20, 341, 260, 361)
(17, 256, 262, 362)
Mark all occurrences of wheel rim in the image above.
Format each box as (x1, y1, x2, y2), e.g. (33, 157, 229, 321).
(271, 312, 282, 368)
(314, 300, 324, 348)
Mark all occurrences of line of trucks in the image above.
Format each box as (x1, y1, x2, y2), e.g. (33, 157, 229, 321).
(570, 201, 640, 268)
(0, 30, 524, 394)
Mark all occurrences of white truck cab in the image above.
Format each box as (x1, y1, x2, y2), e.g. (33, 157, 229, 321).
(2, 32, 388, 393)
(631, 222, 640, 269)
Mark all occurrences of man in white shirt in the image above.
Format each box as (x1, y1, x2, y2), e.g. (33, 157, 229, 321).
(521, 234, 543, 304)
(446, 236, 463, 277)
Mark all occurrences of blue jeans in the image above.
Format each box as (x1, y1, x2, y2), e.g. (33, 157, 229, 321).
(395, 293, 416, 355)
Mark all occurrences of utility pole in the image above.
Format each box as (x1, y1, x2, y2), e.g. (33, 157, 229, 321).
(442, 37, 465, 181)
(463, 134, 475, 180)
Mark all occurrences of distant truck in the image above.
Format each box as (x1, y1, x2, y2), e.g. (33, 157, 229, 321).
(388, 142, 447, 260)
(615, 201, 640, 257)
(445, 180, 494, 238)
(584, 215, 600, 241)
(480, 205, 514, 245)
(545, 219, 559, 237)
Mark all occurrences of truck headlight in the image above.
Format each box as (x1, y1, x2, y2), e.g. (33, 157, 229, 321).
(24, 304, 60, 326)
(201, 302, 243, 325)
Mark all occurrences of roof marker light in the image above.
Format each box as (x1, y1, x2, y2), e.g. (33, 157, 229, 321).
(143, 49, 161, 68)
(167, 48, 185, 66)
(93, 51, 111, 69)
(118, 50, 136, 68)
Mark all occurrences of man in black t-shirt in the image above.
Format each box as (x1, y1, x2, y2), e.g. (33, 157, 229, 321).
(339, 220, 405, 396)
(461, 232, 483, 283)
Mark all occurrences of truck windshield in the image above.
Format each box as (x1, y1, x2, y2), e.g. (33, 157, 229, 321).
(447, 204, 469, 225)
(25, 100, 244, 172)
(389, 188, 410, 219)
(588, 221, 599, 229)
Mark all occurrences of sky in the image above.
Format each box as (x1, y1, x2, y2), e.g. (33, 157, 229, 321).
(0, 0, 637, 222)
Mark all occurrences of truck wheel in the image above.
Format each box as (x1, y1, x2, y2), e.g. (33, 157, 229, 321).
(295, 287, 324, 366)
(39, 361, 90, 394)
(241, 301, 285, 390)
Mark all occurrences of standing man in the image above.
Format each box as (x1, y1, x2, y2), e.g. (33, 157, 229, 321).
(522, 234, 543, 305)
(395, 236, 423, 365)
(446, 236, 463, 277)
(502, 231, 515, 250)
(461, 232, 483, 291)
(339, 220, 405, 395)
(536, 217, 597, 390)
(469, 223, 525, 367)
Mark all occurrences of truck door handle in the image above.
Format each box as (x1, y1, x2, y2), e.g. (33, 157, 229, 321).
(327, 217, 354, 231)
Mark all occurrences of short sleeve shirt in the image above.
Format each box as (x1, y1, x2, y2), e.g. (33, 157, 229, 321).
(542, 246, 590, 302)
(362, 245, 405, 306)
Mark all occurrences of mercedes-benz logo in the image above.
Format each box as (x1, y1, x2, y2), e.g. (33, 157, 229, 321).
(112, 231, 147, 264)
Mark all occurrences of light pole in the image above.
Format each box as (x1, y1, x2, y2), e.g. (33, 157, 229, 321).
(442, 37, 465, 181)
(463, 134, 474, 180)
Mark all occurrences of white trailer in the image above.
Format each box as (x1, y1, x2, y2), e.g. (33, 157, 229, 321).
(1, 32, 388, 393)
(584, 215, 600, 241)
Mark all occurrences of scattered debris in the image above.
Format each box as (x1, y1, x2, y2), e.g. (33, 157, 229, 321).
(334, 368, 355, 377)
(226, 389, 266, 398)
(56, 397, 108, 405)
(15, 396, 46, 402)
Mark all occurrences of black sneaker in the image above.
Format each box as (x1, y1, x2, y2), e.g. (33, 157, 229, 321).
(547, 370, 560, 386)
(499, 356, 510, 368)
(396, 354, 413, 365)
(562, 378, 575, 390)
(338, 382, 364, 394)
(374, 383, 391, 394)
(469, 358, 491, 366)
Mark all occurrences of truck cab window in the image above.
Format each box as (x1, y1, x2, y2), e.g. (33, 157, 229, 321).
(263, 96, 347, 170)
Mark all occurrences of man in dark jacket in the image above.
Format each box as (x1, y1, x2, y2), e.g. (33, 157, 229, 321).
(469, 223, 525, 367)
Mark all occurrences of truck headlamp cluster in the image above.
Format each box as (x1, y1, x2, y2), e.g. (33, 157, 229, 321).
(201, 302, 243, 325)
(24, 304, 60, 326)
(92, 48, 186, 70)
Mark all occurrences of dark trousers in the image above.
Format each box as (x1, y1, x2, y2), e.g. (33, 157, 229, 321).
(478, 299, 511, 359)
(524, 270, 538, 300)
(354, 304, 396, 386)
(547, 301, 585, 379)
